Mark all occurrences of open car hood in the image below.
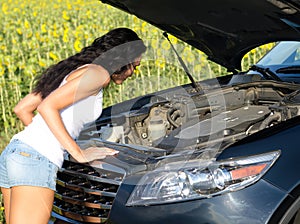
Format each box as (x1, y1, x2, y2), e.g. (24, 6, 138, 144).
(100, 0, 300, 71)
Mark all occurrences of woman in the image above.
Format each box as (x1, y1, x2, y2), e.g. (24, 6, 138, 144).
(0, 27, 146, 224)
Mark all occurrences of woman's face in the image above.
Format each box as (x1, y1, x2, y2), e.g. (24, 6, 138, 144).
(111, 56, 142, 85)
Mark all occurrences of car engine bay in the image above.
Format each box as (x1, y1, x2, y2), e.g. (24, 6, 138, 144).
(79, 80, 300, 158)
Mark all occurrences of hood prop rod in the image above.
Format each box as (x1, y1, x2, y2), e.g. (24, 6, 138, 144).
(163, 32, 202, 93)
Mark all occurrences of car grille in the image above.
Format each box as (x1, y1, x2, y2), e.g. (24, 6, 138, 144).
(51, 160, 124, 223)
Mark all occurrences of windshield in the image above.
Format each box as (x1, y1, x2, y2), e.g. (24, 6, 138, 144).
(257, 41, 300, 66)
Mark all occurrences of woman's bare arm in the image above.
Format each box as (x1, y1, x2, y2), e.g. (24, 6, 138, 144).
(37, 65, 117, 163)
(14, 93, 43, 126)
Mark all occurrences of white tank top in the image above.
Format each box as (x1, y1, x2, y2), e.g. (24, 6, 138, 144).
(13, 66, 103, 168)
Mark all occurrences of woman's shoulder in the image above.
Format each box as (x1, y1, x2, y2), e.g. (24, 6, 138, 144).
(85, 64, 107, 71)
(84, 64, 110, 78)
(67, 64, 109, 82)
(75, 64, 106, 73)
(77, 64, 111, 88)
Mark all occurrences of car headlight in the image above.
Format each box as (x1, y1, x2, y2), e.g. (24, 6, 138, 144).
(126, 150, 280, 206)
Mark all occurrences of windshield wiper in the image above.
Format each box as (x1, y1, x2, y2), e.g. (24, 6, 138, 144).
(163, 32, 202, 93)
(250, 65, 282, 81)
(276, 66, 300, 74)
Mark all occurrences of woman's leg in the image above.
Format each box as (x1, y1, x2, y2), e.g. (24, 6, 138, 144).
(9, 186, 54, 224)
(1, 187, 11, 223)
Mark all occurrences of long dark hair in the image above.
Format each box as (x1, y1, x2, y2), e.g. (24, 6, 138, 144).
(33, 27, 146, 99)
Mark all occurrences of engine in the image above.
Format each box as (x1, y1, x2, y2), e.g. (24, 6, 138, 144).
(79, 82, 300, 154)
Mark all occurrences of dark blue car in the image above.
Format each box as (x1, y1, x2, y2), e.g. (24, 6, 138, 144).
(50, 0, 300, 223)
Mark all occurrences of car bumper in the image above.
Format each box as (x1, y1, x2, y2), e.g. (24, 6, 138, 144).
(107, 178, 288, 224)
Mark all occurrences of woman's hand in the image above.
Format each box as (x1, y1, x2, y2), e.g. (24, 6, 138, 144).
(73, 146, 119, 163)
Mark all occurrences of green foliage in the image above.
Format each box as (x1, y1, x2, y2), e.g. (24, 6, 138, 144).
(0, 193, 4, 224)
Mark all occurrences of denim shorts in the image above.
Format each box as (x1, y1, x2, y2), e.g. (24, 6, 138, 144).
(0, 139, 58, 191)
